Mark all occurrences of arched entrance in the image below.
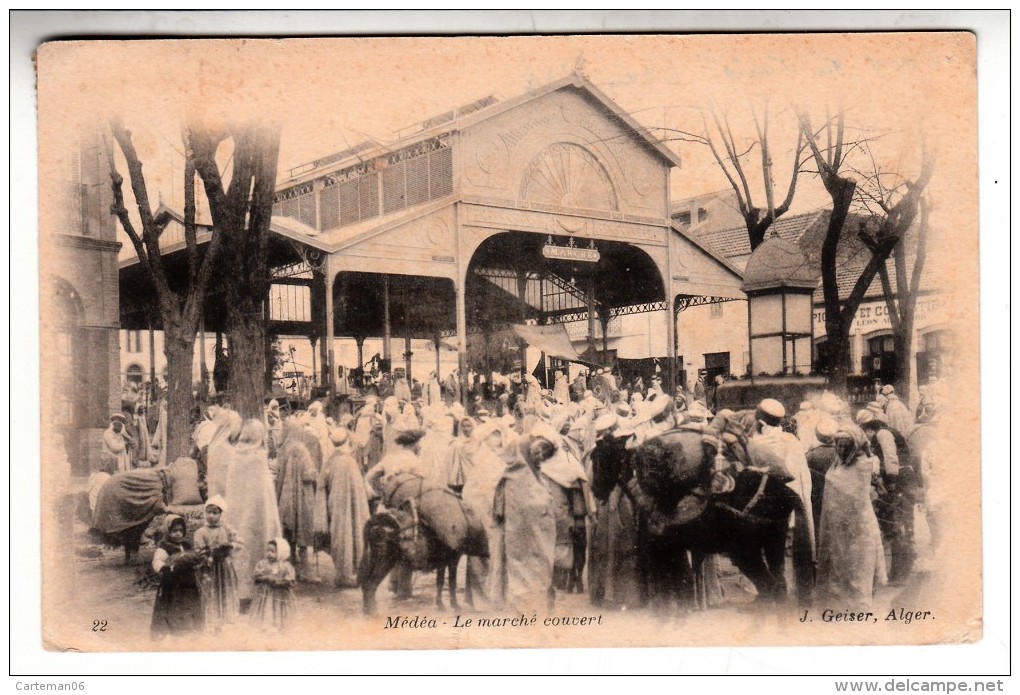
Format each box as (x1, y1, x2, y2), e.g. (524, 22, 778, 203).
(465, 230, 666, 380)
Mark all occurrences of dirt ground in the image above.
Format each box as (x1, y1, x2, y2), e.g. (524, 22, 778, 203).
(42, 509, 939, 655)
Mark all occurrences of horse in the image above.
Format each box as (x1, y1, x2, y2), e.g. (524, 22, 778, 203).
(591, 423, 812, 610)
(358, 473, 488, 615)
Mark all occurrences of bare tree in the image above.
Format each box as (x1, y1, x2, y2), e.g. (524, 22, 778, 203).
(656, 105, 805, 249)
(190, 123, 282, 420)
(799, 110, 935, 391)
(874, 183, 934, 400)
(704, 107, 806, 250)
(106, 118, 225, 464)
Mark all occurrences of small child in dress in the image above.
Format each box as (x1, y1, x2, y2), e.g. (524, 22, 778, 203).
(150, 514, 204, 639)
(251, 537, 297, 633)
(192, 495, 242, 631)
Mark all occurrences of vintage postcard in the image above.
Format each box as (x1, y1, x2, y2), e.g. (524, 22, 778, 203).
(32, 30, 985, 659)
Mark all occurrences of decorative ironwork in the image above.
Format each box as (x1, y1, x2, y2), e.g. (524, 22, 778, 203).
(473, 267, 594, 315)
(541, 271, 591, 312)
(546, 300, 669, 323)
(547, 310, 591, 324)
(674, 295, 741, 314)
(288, 240, 327, 274)
(289, 141, 375, 179)
(473, 268, 545, 311)
(271, 260, 315, 280)
(417, 96, 497, 133)
(384, 136, 450, 166)
(323, 160, 376, 188)
(273, 181, 314, 204)
(610, 301, 668, 317)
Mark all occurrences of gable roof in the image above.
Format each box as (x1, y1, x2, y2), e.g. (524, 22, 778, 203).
(409, 71, 683, 168)
(278, 72, 681, 188)
(669, 221, 744, 282)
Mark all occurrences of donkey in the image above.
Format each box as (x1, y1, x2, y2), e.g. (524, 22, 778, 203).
(358, 473, 488, 615)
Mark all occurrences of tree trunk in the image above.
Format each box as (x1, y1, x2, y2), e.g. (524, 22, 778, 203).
(226, 296, 266, 420)
(819, 178, 857, 395)
(163, 323, 196, 464)
(893, 301, 918, 406)
(827, 334, 853, 393)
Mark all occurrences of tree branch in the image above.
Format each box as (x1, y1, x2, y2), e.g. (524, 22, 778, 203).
(106, 119, 173, 303)
(864, 141, 887, 209)
(714, 111, 754, 213)
(774, 128, 804, 219)
(799, 112, 830, 182)
(841, 237, 896, 336)
(753, 107, 776, 220)
(703, 115, 749, 219)
(189, 126, 230, 218)
(182, 128, 199, 289)
(102, 132, 147, 263)
(833, 109, 846, 169)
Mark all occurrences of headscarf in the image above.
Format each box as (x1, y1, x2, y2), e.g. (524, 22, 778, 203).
(833, 427, 867, 465)
(472, 419, 504, 448)
(238, 418, 266, 448)
(210, 409, 243, 446)
(815, 417, 839, 444)
(329, 426, 350, 448)
(160, 513, 186, 540)
(205, 494, 229, 515)
(457, 416, 476, 439)
(357, 395, 379, 418)
(383, 396, 401, 420)
(272, 536, 291, 563)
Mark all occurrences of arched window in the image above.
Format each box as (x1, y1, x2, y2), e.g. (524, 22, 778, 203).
(125, 364, 144, 385)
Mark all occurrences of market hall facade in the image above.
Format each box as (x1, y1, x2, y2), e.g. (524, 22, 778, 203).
(261, 73, 744, 397)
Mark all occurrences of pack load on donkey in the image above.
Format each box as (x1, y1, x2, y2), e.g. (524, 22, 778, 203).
(359, 471, 488, 614)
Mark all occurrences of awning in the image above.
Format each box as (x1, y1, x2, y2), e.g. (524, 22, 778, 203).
(512, 323, 587, 364)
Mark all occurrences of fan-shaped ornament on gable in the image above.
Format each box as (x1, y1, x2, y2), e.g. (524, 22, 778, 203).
(520, 142, 617, 212)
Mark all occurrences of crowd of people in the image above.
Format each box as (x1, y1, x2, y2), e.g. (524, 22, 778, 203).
(86, 366, 946, 641)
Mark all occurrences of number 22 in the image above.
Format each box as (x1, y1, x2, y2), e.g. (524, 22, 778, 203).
(92, 619, 107, 632)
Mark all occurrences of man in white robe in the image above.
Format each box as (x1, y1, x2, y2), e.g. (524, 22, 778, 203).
(101, 413, 133, 474)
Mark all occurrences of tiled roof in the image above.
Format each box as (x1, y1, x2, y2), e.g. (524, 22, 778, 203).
(696, 210, 826, 259)
(695, 209, 935, 303)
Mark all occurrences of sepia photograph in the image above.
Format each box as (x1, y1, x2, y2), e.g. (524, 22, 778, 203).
(13, 10, 1009, 681)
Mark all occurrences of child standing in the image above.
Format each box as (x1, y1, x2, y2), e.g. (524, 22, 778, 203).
(150, 515, 204, 639)
(193, 495, 241, 630)
(250, 537, 297, 633)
